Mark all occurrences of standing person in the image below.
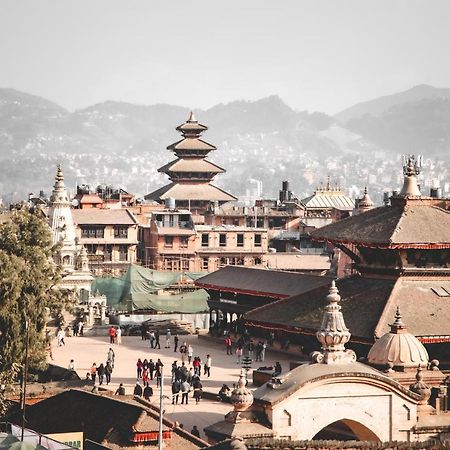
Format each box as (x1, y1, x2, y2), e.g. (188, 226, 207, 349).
(173, 334, 179, 352)
(236, 346, 243, 364)
(225, 336, 233, 355)
(97, 363, 105, 385)
(155, 366, 162, 388)
(72, 322, 78, 337)
(179, 343, 187, 363)
(148, 359, 155, 380)
(193, 357, 201, 376)
(141, 323, 147, 340)
(108, 326, 116, 345)
(78, 321, 83, 337)
(149, 331, 155, 349)
(57, 328, 65, 346)
(247, 340, 255, 360)
(181, 379, 190, 405)
(68, 359, 75, 371)
(204, 354, 212, 377)
(90, 363, 97, 384)
(116, 326, 122, 345)
(255, 342, 262, 362)
(171, 379, 181, 404)
(143, 382, 153, 400)
(261, 342, 267, 362)
(193, 379, 203, 404)
(142, 366, 149, 385)
(105, 361, 113, 385)
(154, 330, 161, 349)
(171, 361, 178, 382)
(136, 358, 143, 378)
(107, 347, 115, 369)
(187, 344, 193, 364)
(133, 381, 143, 397)
(165, 329, 171, 348)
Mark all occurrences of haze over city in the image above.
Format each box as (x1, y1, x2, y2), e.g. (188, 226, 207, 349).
(2, 0, 450, 113)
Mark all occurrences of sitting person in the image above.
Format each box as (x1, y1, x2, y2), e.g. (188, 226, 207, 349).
(218, 384, 231, 402)
(272, 362, 282, 377)
(115, 383, 125, 395)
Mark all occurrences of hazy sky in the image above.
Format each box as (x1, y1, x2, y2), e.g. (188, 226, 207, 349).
(1, 0, 449, 114)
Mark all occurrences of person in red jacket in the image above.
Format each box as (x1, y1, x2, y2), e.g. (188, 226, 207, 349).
(108, 326, 116, 344)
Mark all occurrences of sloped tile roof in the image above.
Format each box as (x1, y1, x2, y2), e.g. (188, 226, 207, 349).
(158, 158, 225, 173)
(145, 182, 237, 202)
(72, 208, 137, 225)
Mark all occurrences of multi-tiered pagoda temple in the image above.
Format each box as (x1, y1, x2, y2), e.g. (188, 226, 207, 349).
(145, 112, 236, 213)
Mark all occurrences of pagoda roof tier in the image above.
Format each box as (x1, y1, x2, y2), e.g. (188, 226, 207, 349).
(167, 138, 217, 153)
(245, 275, 450, 343)
(145, 182, 237, 202)
(311, 201, 450, 248)
(158, 158, 225, 174)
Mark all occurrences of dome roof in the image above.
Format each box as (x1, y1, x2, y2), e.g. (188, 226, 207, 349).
(367, 307, 429, 370)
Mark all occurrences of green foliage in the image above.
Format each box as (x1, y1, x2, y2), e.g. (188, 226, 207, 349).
(0, 209, 73, 373)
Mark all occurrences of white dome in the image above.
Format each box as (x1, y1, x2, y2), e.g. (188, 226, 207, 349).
(368, 307, 429, 370)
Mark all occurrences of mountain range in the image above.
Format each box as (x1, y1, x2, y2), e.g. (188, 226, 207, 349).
(0, 85, 449, 203)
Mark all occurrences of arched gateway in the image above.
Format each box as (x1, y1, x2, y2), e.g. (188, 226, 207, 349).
(313, 419, 380, 441)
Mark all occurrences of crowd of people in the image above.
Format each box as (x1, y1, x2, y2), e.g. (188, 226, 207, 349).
(82, 347, 116, 390)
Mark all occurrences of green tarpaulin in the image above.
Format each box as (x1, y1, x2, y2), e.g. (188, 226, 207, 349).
(91, 265, 209, 313)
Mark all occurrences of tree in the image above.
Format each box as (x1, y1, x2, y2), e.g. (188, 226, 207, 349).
(0, 208, 73, 373)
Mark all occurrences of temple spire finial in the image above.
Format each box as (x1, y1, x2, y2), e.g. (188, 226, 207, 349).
(399, 154, 422, 197)
(312, 280, 356, 364)
(187, 111, 197, 123)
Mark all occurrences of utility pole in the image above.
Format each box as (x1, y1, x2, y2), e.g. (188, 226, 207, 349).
(21, 320, 30, 442)
(158, 366, 164, 450)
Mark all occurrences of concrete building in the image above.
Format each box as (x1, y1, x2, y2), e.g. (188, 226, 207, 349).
(72, 208, 139, 275)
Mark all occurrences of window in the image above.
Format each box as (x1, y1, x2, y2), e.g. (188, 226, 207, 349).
(202, 258, 209, 270)
(114, 226, 128, 239)
(81, 226, 105, 239)
(164, 236, 173, 248)
(201, 233, 209, 247)
(237, 234, 244, 247)
(219, 234, 226, 247)
(119, 245, 128, 261)
(254, 234, 262, 247)
(180, 236, 188, 248)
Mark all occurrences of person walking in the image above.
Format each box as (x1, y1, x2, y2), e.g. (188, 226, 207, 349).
(105, 361, 113, 385)
(247, 340, 255, 360)
(187, 344, 193, 364)
(155, 366, 162, 388)
(116, 326, 122, 345)
(142, 366, 149, 385)
(143, 382, 153, 400)
(90, 363, 97, 384)
(193, 357, 201, 377)
(236, 346, 243, 364)
(141, 323, 147, 340)
(154, 330, 161, 349)
(133, 381, 143, 397)
(57, 328, 65, 347)
(261, 342, 267, 362)
(181, 379, 190, 405)
(72, 322, 78, 337)
(172, 379, 181, 405)
(173, 334, 179, 352)
(165, 329, 171, 348)
(97, 363, 105, 385)
(204, 354, 212, 377)
(149, 331, 155, 349)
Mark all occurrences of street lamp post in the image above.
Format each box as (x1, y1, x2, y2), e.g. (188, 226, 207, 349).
(158, 366, 164, 450)
(21, 320, 30, 442)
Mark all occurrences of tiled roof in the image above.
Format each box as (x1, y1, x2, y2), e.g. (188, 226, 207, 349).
(311, 203, 450, 247)
(167, 138, 216, 152)
(158, 158, 225, 174)
(302, 191, 354, 210)
(245, 276, 395, 342)
(245, 276, 450, 342)
(195, 266, 331, 298)
(145, 183, 237, 202)
(266, 254, 330, 271)
(72, 208, 137, 225)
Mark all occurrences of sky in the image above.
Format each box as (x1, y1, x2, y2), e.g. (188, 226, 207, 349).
(1, 0, 449, 114)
